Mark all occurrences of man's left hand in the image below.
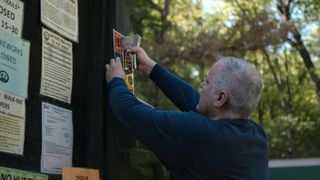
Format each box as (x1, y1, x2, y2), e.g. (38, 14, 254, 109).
(105, 57, 125, 83)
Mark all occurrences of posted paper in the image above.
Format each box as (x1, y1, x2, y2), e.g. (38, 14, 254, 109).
(62, 167, 100, 180)
(0, 90, 25, 155)
(41, 28, 73, 103)
(41, 102, 73, 174)
(0, 30, 30, 97)
(0, 0, 24, 37)
(41, 0, 79, 42)
(112, 29, 141, 94)
(0, 166, 48, 180)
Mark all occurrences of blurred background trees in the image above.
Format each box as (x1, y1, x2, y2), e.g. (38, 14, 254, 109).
(127, 0, 320, 169)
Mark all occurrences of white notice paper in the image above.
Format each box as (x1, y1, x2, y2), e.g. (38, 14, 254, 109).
(41, 0, 79, 42)
(0, 90, 25, 155)
(0, 0, 24, 37)
(41, 102, 73, 174)
(41, 28, 73, 103)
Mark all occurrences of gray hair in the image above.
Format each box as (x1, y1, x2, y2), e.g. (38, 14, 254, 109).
(212, 57, 262, 118)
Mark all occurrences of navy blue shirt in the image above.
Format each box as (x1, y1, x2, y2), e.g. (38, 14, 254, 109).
(108, 64, 269, 179)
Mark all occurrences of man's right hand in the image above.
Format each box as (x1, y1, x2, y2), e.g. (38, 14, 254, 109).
(127, 47, 156, 76)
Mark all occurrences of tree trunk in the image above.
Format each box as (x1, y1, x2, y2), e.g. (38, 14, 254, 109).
(277, 0, 320, 100)
(289, 27, 320, 99)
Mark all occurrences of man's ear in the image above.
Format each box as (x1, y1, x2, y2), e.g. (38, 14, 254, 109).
(214, 90, 228, 107)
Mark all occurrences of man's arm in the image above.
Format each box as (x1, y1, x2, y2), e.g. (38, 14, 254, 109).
(149, 64, 200, 112)
(108, 77, 190, 169)
(127, 47, 200, 112)
(106, 59, 183, 168)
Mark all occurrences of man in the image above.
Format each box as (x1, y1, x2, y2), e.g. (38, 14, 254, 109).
(106, 47, 269, 179)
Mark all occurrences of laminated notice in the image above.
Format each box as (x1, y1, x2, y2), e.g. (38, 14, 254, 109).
(113, 29, 141, 94)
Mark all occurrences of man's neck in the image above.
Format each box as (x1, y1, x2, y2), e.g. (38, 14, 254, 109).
(210, 111, 247, 120)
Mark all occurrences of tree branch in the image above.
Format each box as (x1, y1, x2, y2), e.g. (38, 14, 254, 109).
(286, 38, 297, 47)
(277, 0, 292, 20)
(145, 0, 162, 12)
(233, 0, 247, 17)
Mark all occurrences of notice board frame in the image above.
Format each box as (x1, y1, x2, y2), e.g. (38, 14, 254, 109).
(0, 0, 130, 179)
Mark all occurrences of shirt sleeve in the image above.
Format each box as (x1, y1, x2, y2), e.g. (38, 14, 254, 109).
(108, 77, 193, 169)
(149, 64, 200, 112)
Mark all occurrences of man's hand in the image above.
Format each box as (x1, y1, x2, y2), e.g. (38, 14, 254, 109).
(127, 47, 156, 76)
(105, 57, 125, 83)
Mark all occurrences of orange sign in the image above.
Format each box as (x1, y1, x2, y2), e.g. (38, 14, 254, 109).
(62, 167, 100, 180)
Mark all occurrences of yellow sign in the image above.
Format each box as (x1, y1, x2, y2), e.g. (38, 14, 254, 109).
(62, 167, 100, 180)
(0, 166, 48, 180)
(0, 90, 25, 155)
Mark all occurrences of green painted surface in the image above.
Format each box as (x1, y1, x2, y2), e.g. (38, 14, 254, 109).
(270, 166, 320, 180)
(0, 166, 48, 180)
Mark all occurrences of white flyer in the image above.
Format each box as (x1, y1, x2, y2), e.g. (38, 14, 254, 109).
(41, 0, 78, 42)
(41, 28, 73, 103)
(0, 0, 24, 37)
(41, 102, 73, 174)
(0, 89, 25, 155)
